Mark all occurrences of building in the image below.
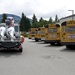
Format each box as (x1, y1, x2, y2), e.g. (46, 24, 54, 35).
(60, 14, 75, 23)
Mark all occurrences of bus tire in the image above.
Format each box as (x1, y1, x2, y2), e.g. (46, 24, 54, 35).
(35, 39, 38, 42)
(66, 45, 71, 49)
(50, 42, 55, 45)
(57, 42, 62, 46)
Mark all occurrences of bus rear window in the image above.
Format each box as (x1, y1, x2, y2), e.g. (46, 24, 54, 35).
(48, 28, 57, 32)
(66, 26, 75, 32)
(31, 32, 36, 34)
(41, 31, 45, 34)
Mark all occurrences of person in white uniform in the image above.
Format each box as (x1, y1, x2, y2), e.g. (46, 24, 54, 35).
(0, 24, 6, 41)
(5, 17, 15, 41)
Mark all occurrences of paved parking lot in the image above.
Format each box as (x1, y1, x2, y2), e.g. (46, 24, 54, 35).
(0, 38, 75, 75)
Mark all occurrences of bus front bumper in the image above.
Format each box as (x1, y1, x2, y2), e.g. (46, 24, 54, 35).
(61, 42, 75, 45)
(44, 40, 60, 43)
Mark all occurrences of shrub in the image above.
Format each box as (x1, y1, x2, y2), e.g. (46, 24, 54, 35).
(21, 32, 28, 37)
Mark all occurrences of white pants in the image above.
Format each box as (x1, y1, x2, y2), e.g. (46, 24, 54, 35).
(0, 26, 6, 41)
(7, 27, 15, 41)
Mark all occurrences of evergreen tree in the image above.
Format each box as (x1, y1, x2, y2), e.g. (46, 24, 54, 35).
(32, 14, 38, 27)
(20, 13, 31, 32)
(25, 17, 31, 32)
(39, 17, 43, 22)
(39, 17, 44, 27)
(1, 13, 7, 23)
(39, 17, 49, 27)
(43, 20, 49, 27)
(55, 15, 59, 23)
(49, 17, 53, 24)
(20, 13, 25, 31)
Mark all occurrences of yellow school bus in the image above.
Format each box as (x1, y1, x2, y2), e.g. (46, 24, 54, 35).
(30, 28, 38, 40)
(28, 29, 31, 39)
(35, 28, 41, 41)
(61, 20, 75, 48)
(45, 24, 61, 45)
(35, 27, 48, 42)
(40, 27, 48, 41)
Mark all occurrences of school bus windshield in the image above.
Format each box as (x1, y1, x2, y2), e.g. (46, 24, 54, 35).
(41, 31, 45, 34)
(48, 28, 57, 33)
(65, 26, 75, 32)
(31, 32, 36, 34)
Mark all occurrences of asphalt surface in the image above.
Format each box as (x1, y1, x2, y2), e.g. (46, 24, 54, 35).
(0, 38, 75, 75)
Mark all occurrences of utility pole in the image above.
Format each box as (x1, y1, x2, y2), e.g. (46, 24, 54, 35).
(68, 10, 74, 20)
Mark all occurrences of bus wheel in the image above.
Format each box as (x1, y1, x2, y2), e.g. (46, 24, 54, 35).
(66, 45, 71, 49)
(57, 42, 62, 46)
(50, 42, 55, 45)
(35, 39, 38, 42)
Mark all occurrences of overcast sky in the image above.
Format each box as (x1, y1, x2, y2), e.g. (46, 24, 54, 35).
(0, 0, 75, 20)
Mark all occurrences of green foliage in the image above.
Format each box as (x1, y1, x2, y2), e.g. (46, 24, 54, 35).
(39, 17, 44, 27)
(20, 13, 31, 32)
(21, 32, 27, 37)
(32, 14, 38, 27)
(31, 14, 59, 28)
(1, 13, 7, 23)
(39, 17, 48, 27)
(49, 17, 53, 24)
(54, 14, 59, 23)
(39, 17, 43, 22)
(25, 18, 31, 31)
(20, 13, 25, 31)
